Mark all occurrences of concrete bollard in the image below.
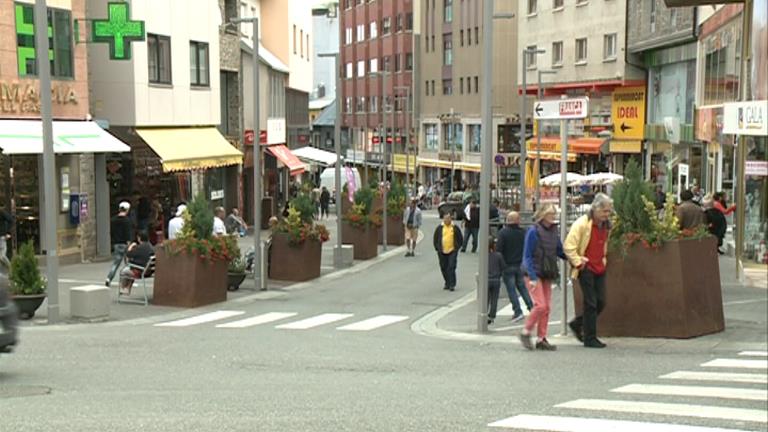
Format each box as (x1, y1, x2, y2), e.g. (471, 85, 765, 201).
(70, 285, 110, 321)
(335, 245, 354, 268)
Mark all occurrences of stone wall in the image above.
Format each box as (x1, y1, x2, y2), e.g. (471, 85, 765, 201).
(627, 0, 696, 53)
(79, 153, 98, 260)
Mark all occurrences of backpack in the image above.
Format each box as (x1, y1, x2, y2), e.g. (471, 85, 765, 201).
(534, 225, 560, 280)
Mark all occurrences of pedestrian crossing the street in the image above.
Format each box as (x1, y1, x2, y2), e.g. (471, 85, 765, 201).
(153, 310, 410, 333)
(488, 351, 768, 431)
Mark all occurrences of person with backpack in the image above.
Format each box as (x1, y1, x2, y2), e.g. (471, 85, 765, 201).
(519, 204, 566, 351)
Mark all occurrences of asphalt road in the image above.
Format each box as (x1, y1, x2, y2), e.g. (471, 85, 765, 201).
(1, 212, 766, 431)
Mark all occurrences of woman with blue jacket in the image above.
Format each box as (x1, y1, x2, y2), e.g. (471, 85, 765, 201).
(519, 204, 566, 351)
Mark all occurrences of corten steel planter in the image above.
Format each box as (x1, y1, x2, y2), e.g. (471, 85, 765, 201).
(378, 215, 405, 246)
(573, 237, 724, 338)
(153, 248, 228, 308)
(342, 223, 379, 260)
(269, 233, 322, 282)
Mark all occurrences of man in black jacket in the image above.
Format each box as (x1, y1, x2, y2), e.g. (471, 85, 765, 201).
(496, 212, 534, 321)
(461, 200, 480, 253)
(106, 201, 134, 287)
(433, 212, 464, 291)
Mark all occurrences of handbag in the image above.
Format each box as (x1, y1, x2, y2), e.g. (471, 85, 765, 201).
(535, 226, 560, 280)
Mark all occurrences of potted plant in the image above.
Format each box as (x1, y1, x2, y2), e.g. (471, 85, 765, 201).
(9, 241, 46, 320)
(378, 180, 407, 246)
(342, 185, 382, 260)
(227, 253, 247, 292)
(153, 194, 238, 307)
(270, 192, 330, 281)
(573, 160, 723, 338)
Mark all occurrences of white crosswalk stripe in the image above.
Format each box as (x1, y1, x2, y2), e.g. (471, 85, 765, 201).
(660, 371, 768, 384)
(154, 311, 244, 327)
(555, 399, 767, 423)
(275, 313, 354, 330)
(337, 315, 408, 331)
(702, 358, 768, 369)
(216, 312, 297, 329)
(488, 414, 755, 432)
(739, 351, 768, 357)
(611, 384, 768, 401)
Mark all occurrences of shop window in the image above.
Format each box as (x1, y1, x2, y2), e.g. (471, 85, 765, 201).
(14, 3, 73, 78)
(425, 124, 439, 150)
(189, 41, 209, 87)
(702, 18, 742, 105)
(148, 33, 172, 84)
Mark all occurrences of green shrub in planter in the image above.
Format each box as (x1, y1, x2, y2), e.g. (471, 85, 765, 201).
(9, 241, 45, 295)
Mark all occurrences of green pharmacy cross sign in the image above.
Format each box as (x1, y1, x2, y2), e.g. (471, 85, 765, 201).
(91, 2, 145, 60)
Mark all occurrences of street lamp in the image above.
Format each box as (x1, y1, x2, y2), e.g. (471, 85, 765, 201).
(534, 69, 558, 207)
(371, 69, 390, 252)
(394, 85, 412, 197)
(318, 52, 344, 268)
(438, 109, 460, 194)
(519, 47, 545, 214)
(230, 16, 263, 289)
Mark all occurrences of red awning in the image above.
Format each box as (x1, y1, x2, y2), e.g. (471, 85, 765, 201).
(266, 144, 305, 176)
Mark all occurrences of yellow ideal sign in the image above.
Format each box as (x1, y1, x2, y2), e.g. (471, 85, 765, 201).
(612, 86, 646, 140)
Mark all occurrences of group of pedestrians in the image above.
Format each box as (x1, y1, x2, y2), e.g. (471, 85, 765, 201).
(678, 189, 735, 254)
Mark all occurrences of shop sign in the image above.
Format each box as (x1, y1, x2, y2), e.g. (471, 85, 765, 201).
(533, 97, 589, 120)
(211, 190, 224, 200)
(723, 100, 768, 136)
(611, 87, 646, 140)
(90, 2, 146, 60)
(267, 118, 286, 144)
(745, 160, 768, 177)
(695, 107, 723, 142)
(0, 81, 77, 114)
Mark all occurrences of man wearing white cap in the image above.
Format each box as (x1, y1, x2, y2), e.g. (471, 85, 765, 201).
(106, 201, 133, 287)
(167, 204, 187, 240)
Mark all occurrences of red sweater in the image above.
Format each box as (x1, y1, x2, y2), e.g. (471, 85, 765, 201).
(714, 201, 736, 215)
(584, 223, 609, 275)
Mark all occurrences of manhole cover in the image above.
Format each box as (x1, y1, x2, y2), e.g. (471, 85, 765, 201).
(0, 385, 51, 399)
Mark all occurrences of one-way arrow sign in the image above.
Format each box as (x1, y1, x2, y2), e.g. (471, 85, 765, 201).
(533, 97, 589, 120)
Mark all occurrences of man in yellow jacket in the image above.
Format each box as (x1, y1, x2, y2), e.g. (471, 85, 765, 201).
(564, 193, 613, 348)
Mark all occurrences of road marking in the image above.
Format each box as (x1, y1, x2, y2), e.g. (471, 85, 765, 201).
(660, 371, 768, 384)
(275, 313, 354, 330)
(611, 384, 768, 401)
(154, 311, 245, 327)
(739, 351, 768, 357)
(497, 303, 528, 317)
(216, 312, 297, 329)
(488, 414, 754, 432)
(337, 315, 409, 331)
(556, 399, 768, 423)
(702, 359, 768, 369)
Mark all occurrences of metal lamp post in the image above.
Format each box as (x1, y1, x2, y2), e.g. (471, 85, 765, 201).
(534, 69, 557, 207)
(318, 52, 344, 268)
(519, 47, 545, 214)
(395, 86, 412, 197)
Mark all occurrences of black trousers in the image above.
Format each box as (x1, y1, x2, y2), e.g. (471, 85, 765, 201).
(437, 252, 458, 288)
(487, 279, 501, 319)
(572, 269, 606, 343)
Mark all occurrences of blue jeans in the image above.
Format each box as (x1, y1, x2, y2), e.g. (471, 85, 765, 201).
(502, 266, 534, 316)
(461, 227, 479, 252)
(106, 244, 127, 284)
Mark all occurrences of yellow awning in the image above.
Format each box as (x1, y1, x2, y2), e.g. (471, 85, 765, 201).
(136, 127, 243, 172)
(417, 157, 454, 169)
(527, 151, 577, 162)
(456, 162, 481, 172)
(609, 140, 642, 154)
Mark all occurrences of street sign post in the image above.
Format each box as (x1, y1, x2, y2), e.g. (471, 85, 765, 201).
(533, 97, 589, 120)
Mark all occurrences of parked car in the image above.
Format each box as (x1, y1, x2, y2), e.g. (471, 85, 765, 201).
(438, 192, 470, 220)
(0, 268, 18, 354)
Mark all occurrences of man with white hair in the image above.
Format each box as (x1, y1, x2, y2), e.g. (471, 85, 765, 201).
(564, 193, 613, 349)
(168, 204, 187, 240)
(106, 201, 133, 287)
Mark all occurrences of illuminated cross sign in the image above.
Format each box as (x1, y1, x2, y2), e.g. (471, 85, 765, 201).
(91, 2, 145, 60)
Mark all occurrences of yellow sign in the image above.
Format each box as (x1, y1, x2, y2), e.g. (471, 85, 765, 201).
(393, 154, 417, 173)
(612, 86, 646, 140)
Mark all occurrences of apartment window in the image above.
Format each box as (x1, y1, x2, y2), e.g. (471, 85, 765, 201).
(468, 124, 481, 153)
(603, 33, 617, 61)
(527, 0, 537, 15)
(189, 41, 209, 86)
(148, 34, 172, 84)
(300, 29, 304, 57)
(460, 30, 464, 46)
(345, 62, 353, 78)
(431, 36, 435, 51)
(345, 28, 353, 45)
(396, 14, 403, 32)
(553, 0, 564, 9)
(357, 60, 365, 77)
(466, 76, 472, 93)
(370, 21, 378, 38)
(425, 124, 439, 150)
(552, 41, 563, 67)
(474, 27, 479, 44)
(425, 80, 430, 96)
(382, 55, 391, 72)
(395, 53, 401, 72)
(443, 79, 452, 95)
(344, 97, 352, 113)
(356, 97, 365, 113)
(443, 123, 463, 151)
(474, 76, 478, 93)
(444, 0, 453, 22)
(431, 80, 435, 95)
(650, 0, 656, 32)
(370, 58, 379, 73)
(406, 13, 413, 30)
(343, 0, 351, 7)
(525, 45, 538, 69)
(459, 77, 464, 94)
(370, 96, 378, 112)
(443, 34, 453, 65)
(15, 4, 74, 78)
(382, 17, 391, 35)
(293, 25, 297, 54)
(357, 24, 365, 41)
(670, 8, 678, 26)
(575, 38, 588, 64)
(405, 53, 413, 70)
(306, 35, 310, 60)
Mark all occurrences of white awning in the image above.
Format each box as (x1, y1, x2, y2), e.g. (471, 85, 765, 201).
(292, 146, 339, 166)
(0, 120, 131, 155)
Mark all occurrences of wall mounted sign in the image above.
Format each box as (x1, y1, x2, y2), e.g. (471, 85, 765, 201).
(91, 2, 146, 60)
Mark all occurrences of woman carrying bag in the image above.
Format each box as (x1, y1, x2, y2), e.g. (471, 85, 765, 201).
(519, 204, 567, 351)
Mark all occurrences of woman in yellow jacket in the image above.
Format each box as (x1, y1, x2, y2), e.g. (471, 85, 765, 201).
(563, 193, 613, 348)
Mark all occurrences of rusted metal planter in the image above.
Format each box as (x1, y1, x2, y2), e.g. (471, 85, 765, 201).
(342, 223, 379, 260)
(379, 215, 405, 246)
(269, 233, 322, 282)
(153, 248, 228, 308)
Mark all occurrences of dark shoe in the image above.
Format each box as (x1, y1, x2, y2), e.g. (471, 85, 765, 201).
(460, 249, 466, 253)
(519, 333, 534, 351)
(584, 339, 607, 349)
(443, 285, 449, 291)
(568, 321, 584, 343)
(448, 286, 455, 291)
(105, 279, 110, 287)
(487, 318, 494, 325)
(511, 313, 524, 323)
(535, 338, 557, 351)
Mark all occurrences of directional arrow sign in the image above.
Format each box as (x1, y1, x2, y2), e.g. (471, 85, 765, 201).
(620, 122, 632, 133)
(533, 98, 589, 120)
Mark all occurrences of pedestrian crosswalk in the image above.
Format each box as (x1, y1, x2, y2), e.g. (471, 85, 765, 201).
(488, 351, 768, 431)
(153, 310, 410, 333)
